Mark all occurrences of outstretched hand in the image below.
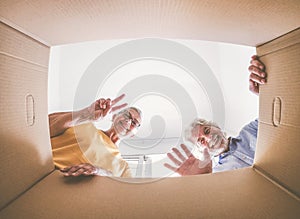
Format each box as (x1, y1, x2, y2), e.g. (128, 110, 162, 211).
(85, 93, 128, 121)
(164, 144, 212, 176)
(49, 94, 128, 138)
(248, 55, 267, 95)
(60, 163, 98, 176)
(60, 163, 113, 177)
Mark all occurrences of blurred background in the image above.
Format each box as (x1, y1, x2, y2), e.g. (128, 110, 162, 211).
(48, 39, 257, 177)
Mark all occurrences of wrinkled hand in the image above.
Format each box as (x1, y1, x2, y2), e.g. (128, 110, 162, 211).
(85, 94, 128, 121)
(164, 144, 212, 176)
(60, 163, 98, 176)
(249, 55, 267, 95)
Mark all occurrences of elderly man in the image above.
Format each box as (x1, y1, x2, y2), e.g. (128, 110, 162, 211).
(49, 94, 142, 177)
(164, 55, 266, 175)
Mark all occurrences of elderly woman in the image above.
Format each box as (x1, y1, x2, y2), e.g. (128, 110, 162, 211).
(49, 94, 142, 177)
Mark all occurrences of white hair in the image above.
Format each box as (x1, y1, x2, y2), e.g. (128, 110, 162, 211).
(184, 118, 226, 143)
(117, 107, 143, 120)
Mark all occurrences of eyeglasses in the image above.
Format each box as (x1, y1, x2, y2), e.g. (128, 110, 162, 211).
(123, 111, 141, 128)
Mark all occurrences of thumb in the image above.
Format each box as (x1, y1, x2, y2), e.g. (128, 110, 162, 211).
(203, 147, 211, 161)
(197, 148, 212, 169)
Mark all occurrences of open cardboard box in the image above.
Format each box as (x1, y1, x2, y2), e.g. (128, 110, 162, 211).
(0, 1, 299, 218)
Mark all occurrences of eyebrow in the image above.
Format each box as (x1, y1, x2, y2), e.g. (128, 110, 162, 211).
(128, 112, 141, 124)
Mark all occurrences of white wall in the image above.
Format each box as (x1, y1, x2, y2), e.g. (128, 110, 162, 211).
(48, 39, 256, 157)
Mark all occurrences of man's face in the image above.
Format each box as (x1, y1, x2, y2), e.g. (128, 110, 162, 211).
(190, 125, 227, 156)
(113, 109, 141, 138)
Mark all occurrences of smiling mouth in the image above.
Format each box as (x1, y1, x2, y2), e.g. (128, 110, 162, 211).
(209, 135, 221, 148)
(120, 123, 130, 132)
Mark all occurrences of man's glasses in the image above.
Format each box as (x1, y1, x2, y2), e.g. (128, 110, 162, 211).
(123, 111, 140, 128)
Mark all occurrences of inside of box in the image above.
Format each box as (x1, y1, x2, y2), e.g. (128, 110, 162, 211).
(0, 0, 299, 217)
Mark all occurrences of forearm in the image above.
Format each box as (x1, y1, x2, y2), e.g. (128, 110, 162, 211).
(49, 108, 91, 138)
(49, 112, 72, 137)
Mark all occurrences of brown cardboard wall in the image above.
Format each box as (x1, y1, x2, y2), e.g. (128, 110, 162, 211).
(0, 1, 300, 216)
(255, 28, 300, 197)
(1, 169, 300, 219)
(0, 22, 53, 210)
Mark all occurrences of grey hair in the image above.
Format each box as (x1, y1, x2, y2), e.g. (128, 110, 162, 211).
(184, 118, 226, 143)
(117, 107, 143, 120)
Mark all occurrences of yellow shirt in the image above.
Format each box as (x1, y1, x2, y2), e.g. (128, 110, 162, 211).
(51, 123, 131, 177)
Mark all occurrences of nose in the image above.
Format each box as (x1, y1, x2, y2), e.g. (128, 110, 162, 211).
(199, 136, 209, 146)
(121, 119, 131, 129)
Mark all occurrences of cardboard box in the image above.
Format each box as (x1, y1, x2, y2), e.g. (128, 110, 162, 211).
(0, 1, 299, 218)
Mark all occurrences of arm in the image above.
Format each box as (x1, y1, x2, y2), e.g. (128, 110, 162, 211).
(49, 94, 127, 138)
(164, 144, 212, 176)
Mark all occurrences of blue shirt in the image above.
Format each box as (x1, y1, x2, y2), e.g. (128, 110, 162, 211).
(213, 119, 258, 172)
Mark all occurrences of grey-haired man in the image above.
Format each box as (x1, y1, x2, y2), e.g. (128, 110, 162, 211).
(164, 55, 266, 175)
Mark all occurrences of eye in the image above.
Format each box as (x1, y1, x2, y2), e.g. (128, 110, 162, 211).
(131, 120, 140, 127)
(204, 127, 210, 135)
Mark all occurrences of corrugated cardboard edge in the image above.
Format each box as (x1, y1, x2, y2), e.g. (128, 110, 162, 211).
(0, 16, 51, 47)
(257, 27, 300, 56)
(253, 166, 300, 201)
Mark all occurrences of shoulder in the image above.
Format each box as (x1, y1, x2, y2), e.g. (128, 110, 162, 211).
(241, 119, 258, 134)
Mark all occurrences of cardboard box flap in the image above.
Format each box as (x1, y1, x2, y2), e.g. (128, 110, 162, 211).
(0, 22, 50, 67)
(0, 22, 53, 210)
(1, 0, 300, 46)
(257, 28, 300, 128)
(255, 123, 300, 197)
(255, 28, 300, 198)
(1, 169, 300, 219)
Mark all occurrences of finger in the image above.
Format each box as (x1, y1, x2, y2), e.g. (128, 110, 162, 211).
(167, 153, 182, 166)
(249, 73, 266, 84)
(60, 166, 71, 172)
(194, 148, 211, 169)
(69, 164, 92, 176)
(102, 99, 112, 115)
(71, 167, 86, 176)
(172, 147, 186, 162)
(104, 98, 111, 110)
(81, 163, 95, 171)
(248, 65, 266, 78)
(250, 59, 265, 71)
(251, 55, 258, 60)
(112, 94, 126, 106)
(180, 144, 194, 158)
(111, 103, 128, 113)
(67, 165, 81, 173)
(98, 98, 106, 109)
(163, 163, 178, 172)
(203, 148, 211, 161)
(83, 169, 97, 176)
(249, 79, 259, 94)
(80, 164, 97, 175)
(86, 165, 97, 173)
